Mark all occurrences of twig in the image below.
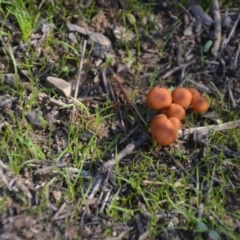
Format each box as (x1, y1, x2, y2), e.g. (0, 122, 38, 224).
(102, 133, 151, 170)
(71, 39, 87, 120)
(51, 201, 67, 221)
(161, 59, 195, 79)
(187, 78, 211, 93)
(88, 174, 104, 199)
(112, 74, 147, 126)
(102, 69, 116, 102)
(221, 11, 240, 49)
(228, 83, 237, 108)
(99, 189, 111, 213)
(233, 41, 240, 69)
(176, 42, 183, 66)
(179, 66, 186, 86)
(161, 65, 181, 79)
(178, 120, 240, 138)
(34, 162, 67, 175)
(173, 0, 193, 20)
(211, 0, 221, 57)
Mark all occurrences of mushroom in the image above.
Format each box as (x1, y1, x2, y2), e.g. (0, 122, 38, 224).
(168, 117, 181, 130)
(146, 87, 172, 110)
(172, 87, 192, 108)
(161, 103, 186, 120)
(188, 88, 201, 100)
(150, 115, 178, 146)
(150, 114, 167, 126)
(191, 96, 209, 113)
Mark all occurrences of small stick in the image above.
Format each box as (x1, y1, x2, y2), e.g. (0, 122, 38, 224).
(88, 175, 103, 199)
(161, 59, 195, 79)
(38, 93, 94, 108)
(71, 39, 87, 120)
(112, 74, 147, 126)
(228, 83, 237, 108)
(34, 162, 67, 175)
(161, 65, 181, 79)
(102, 133, 151, 170)
(51, 201, 67, 221)
(173, 0, 193, 20)
(187, 78, 211, 93)
(179, 66, 186, 86)
(211, 0, 221, 57)
(102, 69, 116, 102)
(178, 120, 240, 138)
(233, 41, 240, 69)
(221, 11, 240, 49)
(99, 189, 111, 213)
(176, 42, 183, 66)
(142, 180, 174, 186)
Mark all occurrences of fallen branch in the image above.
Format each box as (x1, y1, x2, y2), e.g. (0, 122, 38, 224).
(178, 120, 240, 138)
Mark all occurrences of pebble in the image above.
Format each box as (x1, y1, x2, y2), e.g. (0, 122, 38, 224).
(45, 76, 72, 97)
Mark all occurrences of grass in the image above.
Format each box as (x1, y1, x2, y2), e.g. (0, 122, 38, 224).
(2, 0, 40, 41)
(0, 0, 240, 239)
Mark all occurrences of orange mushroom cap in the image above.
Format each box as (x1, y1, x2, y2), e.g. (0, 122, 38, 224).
(160, 107, 169, 116)
(161, 103, 186, 120)
(150, 116, 178, 146)
(191, 96, 209, 113)
(150, 114, 167, 127)
(172, 87, 192, 108)
(168, 117, 182, 130)
(146, 87, 172, 110)
(188, 88, 201, 100)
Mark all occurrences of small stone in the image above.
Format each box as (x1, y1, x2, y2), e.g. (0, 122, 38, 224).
(190, 4, 213, 26)
(52, 190, 61, 202)
(45, 76, 72, 97)
(222, 16, 232, 28)
(184, 26, 193, 37)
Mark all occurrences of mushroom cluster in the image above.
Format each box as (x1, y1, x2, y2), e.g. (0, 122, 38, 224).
(146, 87, 209, 146)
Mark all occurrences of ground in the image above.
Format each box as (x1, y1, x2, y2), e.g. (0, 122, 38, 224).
(0, 0, 240, 239)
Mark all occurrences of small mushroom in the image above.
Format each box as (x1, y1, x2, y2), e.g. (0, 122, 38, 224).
(188, 88, 200, 100)
(191, 96, 209, 113)
(161, 103, 186, 120)
(146, 87, 172, 110)
(150, 116, 178, 146)
(150, 114, 167, 126)
(172, 87, 192, 108)
(168, 117, 181, 130)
